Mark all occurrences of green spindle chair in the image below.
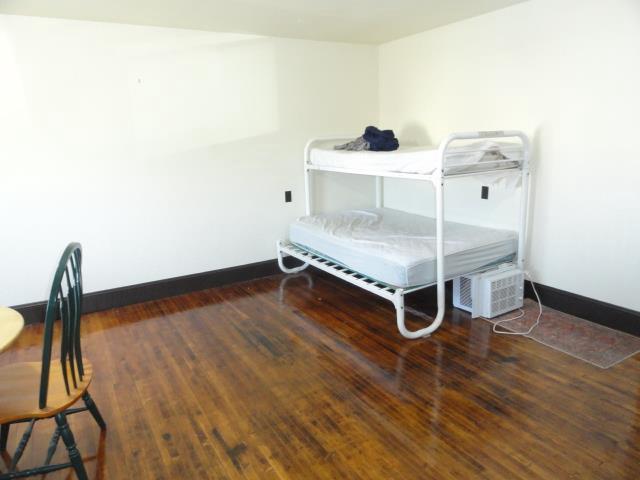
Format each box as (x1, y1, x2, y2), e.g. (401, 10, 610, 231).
(0, 243, 106, 480)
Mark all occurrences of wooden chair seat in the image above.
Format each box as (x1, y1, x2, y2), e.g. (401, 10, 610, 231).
(0, 359, 93, 424)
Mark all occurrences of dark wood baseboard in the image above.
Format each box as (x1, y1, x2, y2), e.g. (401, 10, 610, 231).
(525, 281, 640, 337)
(13, 259, 640, 337)
(13, 259, 282, 325)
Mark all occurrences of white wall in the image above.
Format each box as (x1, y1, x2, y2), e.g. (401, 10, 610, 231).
(379, 0, 640, 311)
(0, 14, 378, 306)
(4, 0, 639, 313)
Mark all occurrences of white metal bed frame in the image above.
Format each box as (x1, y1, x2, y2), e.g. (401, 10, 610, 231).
(277, 130, 530, 339)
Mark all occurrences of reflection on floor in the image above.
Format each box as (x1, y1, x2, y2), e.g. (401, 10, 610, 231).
(1, 272, 639, 479)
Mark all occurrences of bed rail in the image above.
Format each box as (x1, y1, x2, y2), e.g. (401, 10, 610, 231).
(276, 241, 442, 338)
(436, 130, 530, 177)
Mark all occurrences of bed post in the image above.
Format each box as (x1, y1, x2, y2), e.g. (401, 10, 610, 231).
(433, 174, 446, 329)
(516, 133, 531, 270)
(393, 144, 447, 339)
(304, 139, 314, 215)
(375, 176, 383, 208)
(277, 241, 309, 274)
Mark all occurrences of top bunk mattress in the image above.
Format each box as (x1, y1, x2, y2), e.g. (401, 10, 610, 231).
(289, 208, 518, 288)
(309, 140, 523, 176)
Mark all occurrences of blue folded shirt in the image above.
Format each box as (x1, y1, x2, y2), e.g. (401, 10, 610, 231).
(363, 126, 399, 151)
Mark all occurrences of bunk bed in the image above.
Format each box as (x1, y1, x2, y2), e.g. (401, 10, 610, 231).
(277, 131, 531, 339)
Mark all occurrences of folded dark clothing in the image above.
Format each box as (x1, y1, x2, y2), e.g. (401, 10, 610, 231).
(368, 137, 399, 151)
(333, 126, 399, 152)
(363, 125, 395, 142)
(363, 126, 399, 151)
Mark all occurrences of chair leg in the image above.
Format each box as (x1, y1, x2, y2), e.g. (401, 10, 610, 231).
(9, 419, 36, 471)
(82, 391, 107, 430)
(55, 413, 89, 480)
(0, 424, 8, 451)
(44, 426, 61, 465)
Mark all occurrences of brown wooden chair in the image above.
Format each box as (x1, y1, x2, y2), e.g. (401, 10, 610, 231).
(0, 243, 106, 479)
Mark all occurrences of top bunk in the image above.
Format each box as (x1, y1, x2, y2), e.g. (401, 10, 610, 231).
(305, 130, 529, 181)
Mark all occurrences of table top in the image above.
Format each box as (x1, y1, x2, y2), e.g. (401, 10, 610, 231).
(0, 307, 24, 353)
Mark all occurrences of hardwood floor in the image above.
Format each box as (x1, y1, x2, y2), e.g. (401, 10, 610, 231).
(1, 272, 639, 479)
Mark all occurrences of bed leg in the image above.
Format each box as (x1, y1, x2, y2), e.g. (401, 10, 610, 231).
(276, 241, 309, 274)
(393, 290, 445, 339)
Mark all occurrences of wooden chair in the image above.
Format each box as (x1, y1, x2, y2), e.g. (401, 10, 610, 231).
(0, 243, 106, 479)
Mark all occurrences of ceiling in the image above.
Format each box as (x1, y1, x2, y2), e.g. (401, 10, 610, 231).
(0, 0, 528, 44)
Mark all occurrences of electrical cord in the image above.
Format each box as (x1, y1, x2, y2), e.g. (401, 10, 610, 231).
(490, 271, 543, 336)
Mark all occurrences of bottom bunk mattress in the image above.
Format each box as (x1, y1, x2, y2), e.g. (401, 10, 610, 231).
(289, 208, 518, 288)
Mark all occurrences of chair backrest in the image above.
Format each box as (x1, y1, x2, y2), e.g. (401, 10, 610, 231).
(39, 242, 84, 409)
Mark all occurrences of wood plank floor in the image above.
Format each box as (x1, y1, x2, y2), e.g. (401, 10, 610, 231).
(1, 272, 639, 479)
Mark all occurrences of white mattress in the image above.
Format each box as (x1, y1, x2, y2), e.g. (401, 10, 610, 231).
(289, 208, 518, 288)
(309, 140, 522, 175)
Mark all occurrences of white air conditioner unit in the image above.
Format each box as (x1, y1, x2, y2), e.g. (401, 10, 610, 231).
(453, 265, 524, 318)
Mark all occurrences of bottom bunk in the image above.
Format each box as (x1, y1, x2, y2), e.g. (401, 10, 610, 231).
(277, 208, 519, 338)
